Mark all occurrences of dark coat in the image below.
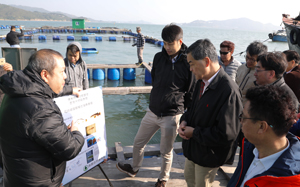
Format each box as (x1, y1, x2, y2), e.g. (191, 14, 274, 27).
(0, 66, 84, 187)
(181, 68, 243, 167)
(6, 30, 24, 45)
(149, 43, 196, 116)
(284, 65, 300, 102)
(227, 133, 300, 187)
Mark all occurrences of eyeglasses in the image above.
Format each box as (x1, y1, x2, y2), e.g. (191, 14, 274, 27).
(239, 113, 261, 122)
(220, 51, 231, 55)
(254, 67, 272, 73)
(244, 55, 257, 62)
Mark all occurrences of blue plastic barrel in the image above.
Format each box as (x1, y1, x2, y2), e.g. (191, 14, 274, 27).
(67, 36, 75, 41)
(123, 68, 136, 80)
(95, 36, 102, 41)
(38, 35, 46, 40)
(108, 68, 120, 80)
(82, 36, 89, 41)
(145, 69, 152, 84)
(93, 69, 105, 80)
(24, 36, 33, 40)
(109, 37, 116, 41)
(123, 37, 131, 42)
(87, 69, 90, 80)
(53, 36, 60, 40)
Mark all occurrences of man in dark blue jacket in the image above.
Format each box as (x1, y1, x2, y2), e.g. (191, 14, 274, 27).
(227, 85, 300, 187)
(179, 39, 243, 187)
(117, 24, 195, 187)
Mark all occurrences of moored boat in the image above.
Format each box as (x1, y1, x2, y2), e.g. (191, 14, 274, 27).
(268, 29, 287, 42)
(282, 13, 300, 54)
(82, 48, 99, 54)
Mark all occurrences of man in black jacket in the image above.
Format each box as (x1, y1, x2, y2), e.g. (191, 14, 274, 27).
(178, 39, 243, 187)
(117, 24, 195, 187)
(0, 49, 85, 187)
(6, 26, 24, 47)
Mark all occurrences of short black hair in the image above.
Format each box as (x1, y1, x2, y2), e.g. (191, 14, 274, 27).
(257, 51, 287, 79)
(161, 23, 183, 43)
(246, 41, 268, 57)
(67, 44, 80, 55)
(283, 50, 300, 65)
(10, 26, 15, 30)
(186, 39, 218, 63)
(246, 85, 297, 137)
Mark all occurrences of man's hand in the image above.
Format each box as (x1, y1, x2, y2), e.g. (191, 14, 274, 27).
(72, 87, 82, 97)
(3, 63, 13, 72)
(68, 121, 79, 132)
(178, 121, 188, 140)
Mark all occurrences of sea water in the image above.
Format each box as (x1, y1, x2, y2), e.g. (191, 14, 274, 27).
(0, 20, 289, 147)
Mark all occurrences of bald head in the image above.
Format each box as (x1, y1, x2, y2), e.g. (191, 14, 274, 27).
(28, 49, 63, 75)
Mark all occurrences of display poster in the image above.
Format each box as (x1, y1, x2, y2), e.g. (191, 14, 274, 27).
(53, 86, 108, 185)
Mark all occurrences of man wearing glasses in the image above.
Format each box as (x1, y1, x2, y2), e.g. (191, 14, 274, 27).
(254, 51, 298, 111)
(227, 85, 300, 187)
(236, 41, 267, 105)
(218, 40, 241, 81)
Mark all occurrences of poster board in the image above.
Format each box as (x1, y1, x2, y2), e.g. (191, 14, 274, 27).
(53, 87, 108, 185)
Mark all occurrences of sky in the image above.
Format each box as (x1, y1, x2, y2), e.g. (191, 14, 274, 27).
(1, 0, 300, 26)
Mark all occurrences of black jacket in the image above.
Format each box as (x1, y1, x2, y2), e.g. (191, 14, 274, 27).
(0, 66, 85, 187)
(149, 43, 196, 116)
(6, 29, 24, 45)
(181, 68, 243, 167)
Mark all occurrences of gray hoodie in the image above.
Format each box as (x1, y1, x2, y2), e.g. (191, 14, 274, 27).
(64, 42, 89, 90)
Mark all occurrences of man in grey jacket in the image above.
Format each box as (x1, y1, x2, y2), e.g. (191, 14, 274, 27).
(64, 42, 89, 90)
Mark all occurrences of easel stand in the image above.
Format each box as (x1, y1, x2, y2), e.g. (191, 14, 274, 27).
(68, 164, 113, 187)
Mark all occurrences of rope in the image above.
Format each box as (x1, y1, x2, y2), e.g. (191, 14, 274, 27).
(233, 38, 270, 57)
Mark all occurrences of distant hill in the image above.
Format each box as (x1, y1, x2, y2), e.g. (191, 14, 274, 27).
(181, 18, 282, 32)
(10, 4, 96, 21)
(0, 4, 92, 21)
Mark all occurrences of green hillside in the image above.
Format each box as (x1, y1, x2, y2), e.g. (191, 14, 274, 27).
(0, 4, 71, 21)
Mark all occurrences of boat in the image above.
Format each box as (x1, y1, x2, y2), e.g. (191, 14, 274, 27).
(268, 29, 287, 42)
(282, 13, 300, 54)
(82, 48, 99, 54)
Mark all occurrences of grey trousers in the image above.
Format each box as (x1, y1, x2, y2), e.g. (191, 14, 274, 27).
(132, 108, 181, 181)
(137, 47, 144, 63)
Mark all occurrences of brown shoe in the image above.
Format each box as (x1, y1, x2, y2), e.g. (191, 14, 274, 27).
(116, 162, 138, 177)
(155, 179, 167, 187)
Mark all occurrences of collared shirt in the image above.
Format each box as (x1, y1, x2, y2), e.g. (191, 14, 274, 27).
(201, 68, 221, 95)
(171, 55, 178, 63)
(286, 66, 297, 74)
(240, 139, 290, 187)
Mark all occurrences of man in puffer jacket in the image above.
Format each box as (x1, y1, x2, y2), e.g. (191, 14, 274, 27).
(0, 49, 84, 187)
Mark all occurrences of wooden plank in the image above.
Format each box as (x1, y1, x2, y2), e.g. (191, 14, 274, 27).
(115, 142, 125, 162)
(142, 62, 152, 72)
(102, 86, 152, 95)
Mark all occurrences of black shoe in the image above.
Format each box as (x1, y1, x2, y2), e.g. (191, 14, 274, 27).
(155, 179, 167, 187)
(116, 162, 138, 177)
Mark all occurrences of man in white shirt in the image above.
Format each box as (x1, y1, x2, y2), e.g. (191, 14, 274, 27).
(227, 85, 300, 187)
